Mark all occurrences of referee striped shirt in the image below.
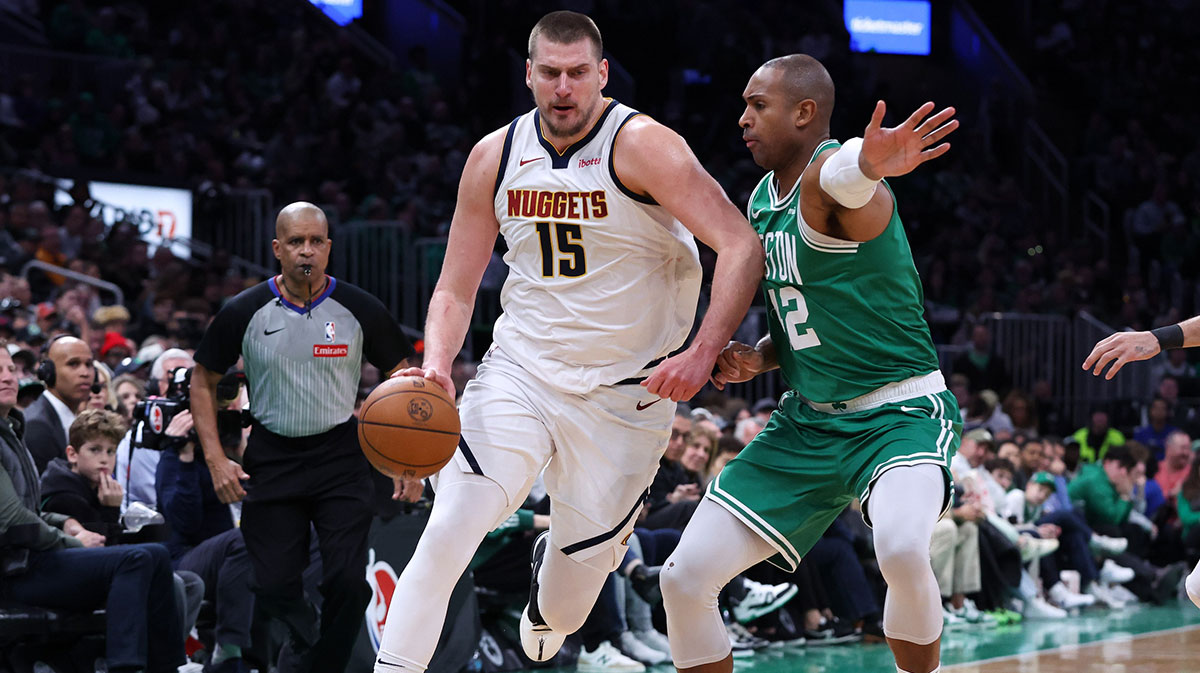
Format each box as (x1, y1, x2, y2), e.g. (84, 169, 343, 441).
(194, 277, 413, 437)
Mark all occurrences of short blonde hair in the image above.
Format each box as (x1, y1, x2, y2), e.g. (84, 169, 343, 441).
(69, 408, 127, 448)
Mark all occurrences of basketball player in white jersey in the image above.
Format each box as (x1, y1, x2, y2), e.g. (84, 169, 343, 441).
(1084, 314, 1200, 611)
(372, 11, 764, 670)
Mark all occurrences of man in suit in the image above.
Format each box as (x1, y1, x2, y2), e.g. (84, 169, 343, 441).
(26, 335, 95, 474)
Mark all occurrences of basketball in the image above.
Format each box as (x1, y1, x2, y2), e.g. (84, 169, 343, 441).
(357, 376, 460, 479)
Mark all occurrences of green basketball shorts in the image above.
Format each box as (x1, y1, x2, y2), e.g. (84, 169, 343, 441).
(706, 387, 960, 570)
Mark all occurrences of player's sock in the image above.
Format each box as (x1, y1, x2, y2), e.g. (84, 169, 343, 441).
(373, 477, 508, 669)
(661, 499, 774, 668)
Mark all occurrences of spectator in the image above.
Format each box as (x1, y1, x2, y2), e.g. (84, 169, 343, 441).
(952, 428, 993, 478)
(25, 334, 95, 474)
(156, 387, 255, 673)
(1155, 431, 1193, 499)
(86, 361, 117, 412)
(0, 346, 185, 673)
(1072, 409, 1126, 463)
(1002, 389, 1039, 437)
(38, 407, 125, 541)
(953, 324, 1011, 394)
(1012, 440, 1046, 491)
(679, 426, 719, 486)
(99, 330, 136, 371)
(114, 347, 194, 511)
(1068, 443, 1138, 531)
(1133, 397, 1178, 460)
(1177, 459, 1200, 560)
(112, 372, 145, 422)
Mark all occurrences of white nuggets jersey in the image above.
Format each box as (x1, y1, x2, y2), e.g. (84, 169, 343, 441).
(491, 99, 701, 395)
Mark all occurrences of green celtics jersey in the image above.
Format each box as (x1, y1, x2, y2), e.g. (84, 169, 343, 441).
(748, 139, 939, 404)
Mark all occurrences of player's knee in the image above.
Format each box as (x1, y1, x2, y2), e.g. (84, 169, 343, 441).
(875, 530, 931, 582)
(660, 552, 714, 613)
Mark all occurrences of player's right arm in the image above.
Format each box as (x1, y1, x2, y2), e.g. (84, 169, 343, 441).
(394, 128, 505, 399)
(1083, 315, 1200, 379)
(711, 335, 779, 390)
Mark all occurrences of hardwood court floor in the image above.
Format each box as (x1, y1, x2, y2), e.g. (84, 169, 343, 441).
(523, 603, 1200, 673)
(724, 603, 1200, 673)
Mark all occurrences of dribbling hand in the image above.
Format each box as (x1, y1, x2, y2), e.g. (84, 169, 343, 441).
(393, 367, 456, 401)
(710, 341, 764, 390)
(392, 475, 424, 502)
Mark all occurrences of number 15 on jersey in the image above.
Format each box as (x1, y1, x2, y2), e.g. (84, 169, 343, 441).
(768, 286, 821, 351)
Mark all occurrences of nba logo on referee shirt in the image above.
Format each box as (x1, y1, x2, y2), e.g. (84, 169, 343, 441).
(324, 321, 336, 343)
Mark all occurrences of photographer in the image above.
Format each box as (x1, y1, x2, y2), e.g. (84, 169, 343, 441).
(114, 347, 194, 511)
(156, 373, 254, 673)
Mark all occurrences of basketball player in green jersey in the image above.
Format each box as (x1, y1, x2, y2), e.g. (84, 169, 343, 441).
(660, 54, 958, 673)
(1084, 314, 1200, 610)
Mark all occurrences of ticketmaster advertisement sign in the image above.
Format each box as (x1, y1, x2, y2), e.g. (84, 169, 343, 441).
(54, 179, 192, 258)
(845, 0, 932, 55)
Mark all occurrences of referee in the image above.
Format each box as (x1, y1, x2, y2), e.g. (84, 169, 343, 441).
(191, 202, 416, 673)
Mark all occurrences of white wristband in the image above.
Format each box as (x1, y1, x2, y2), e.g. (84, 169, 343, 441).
(818, 137, 880, 209)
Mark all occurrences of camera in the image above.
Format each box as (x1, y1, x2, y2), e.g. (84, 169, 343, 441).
(132, 366, 249, 451)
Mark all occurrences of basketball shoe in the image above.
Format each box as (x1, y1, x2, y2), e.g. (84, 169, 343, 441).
(519, 531, 566, 661)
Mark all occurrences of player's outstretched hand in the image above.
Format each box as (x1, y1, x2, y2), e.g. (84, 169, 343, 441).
(208, 457, 249, 504)
(644, 347, 719, 402)
(393, 366, 456, 401)
(859, 101, 958, 180)
(1082, 330, 1160, 380)
(711, 341, 764, 390)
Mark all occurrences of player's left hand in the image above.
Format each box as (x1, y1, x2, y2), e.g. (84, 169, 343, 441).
(644, 346, 718, 402)
(392, 475, 424, 502)
(859, 101, 958, 180)
(1082, 330, 1160, 379)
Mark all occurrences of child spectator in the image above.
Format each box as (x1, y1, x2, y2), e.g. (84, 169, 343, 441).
(38, 407, 125, 540)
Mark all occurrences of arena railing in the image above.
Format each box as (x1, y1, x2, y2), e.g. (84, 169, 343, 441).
(19, 259, 125, 307)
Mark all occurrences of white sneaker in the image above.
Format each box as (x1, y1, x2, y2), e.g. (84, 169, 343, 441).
(1089, 534, 1129, 556)
(943, 603, 967, 629)
(177, 664, 204, 673)
(519, 532, 565, 661)
(1023, 596, 1067, 619)
(956, 597, 998, 627)
(732, 579, 798, 623)
(617, 631, 669, 665)
(1048, 581, 1096, 610)
(1087, 582, 1128, 609)
(1100, 559, 1136, 585)
(727, 620, 769, 655)
(1108, 583, 1139, 605)
(577, 641, 646, 673)
(1019, 535, 1059, 562)
(633, 629, 671, 656)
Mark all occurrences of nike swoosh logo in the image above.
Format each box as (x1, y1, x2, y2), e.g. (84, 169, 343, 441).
(899, 406, 922, 413)
(263, 327, 285, 335)
(636, 399, 662, 411)
(520, 157, 544, 166)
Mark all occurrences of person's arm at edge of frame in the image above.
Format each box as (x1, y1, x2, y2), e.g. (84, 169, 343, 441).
(613, 116, 765, 402)
(392, 128, 506, 400)
(190, 363, 248, 504)
(1084, 315, 1200, 380)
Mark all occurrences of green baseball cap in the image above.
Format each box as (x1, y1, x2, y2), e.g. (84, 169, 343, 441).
(1030, 471, 1056, 488)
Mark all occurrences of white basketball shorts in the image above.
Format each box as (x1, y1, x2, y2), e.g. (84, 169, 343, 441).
(434, 346, 675, 566)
